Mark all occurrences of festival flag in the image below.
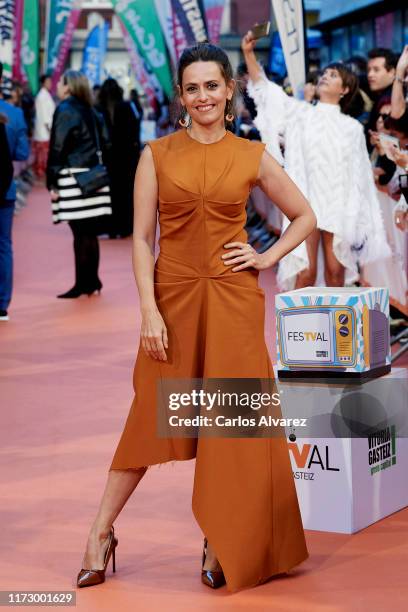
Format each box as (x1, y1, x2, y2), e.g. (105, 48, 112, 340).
(21, 0, 40, 93)
(44, 0, 81, 90)
(154, 0, 177, 67)
(268, 30, 286, 79)
(0, 0, 14, 95)
(112, 0, 173, 98)
(271, 0, 306, 96)
(81, 21, 109, 88)
(50, 3, 81, 92)
(171, 5, 188, 60)
(12, 0, 24, 82)
(170, 0, 208, 45)
(203, 0, 225, 44)
(118, 18, 163, 112)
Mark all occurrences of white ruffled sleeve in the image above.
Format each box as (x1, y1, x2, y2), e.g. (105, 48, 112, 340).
(247, 70, 297, 165)
(347, 123, 392, 265)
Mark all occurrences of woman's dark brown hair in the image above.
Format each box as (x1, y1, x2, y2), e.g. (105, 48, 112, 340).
(324, 62, 359, 115)
(177, 42, 235, 126)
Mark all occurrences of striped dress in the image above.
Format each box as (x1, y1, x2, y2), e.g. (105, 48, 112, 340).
(52, 167, 112, 224)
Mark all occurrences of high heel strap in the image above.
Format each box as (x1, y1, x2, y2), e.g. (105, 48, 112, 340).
(202, 537, 208, 568)
(201, 536, 226, 589)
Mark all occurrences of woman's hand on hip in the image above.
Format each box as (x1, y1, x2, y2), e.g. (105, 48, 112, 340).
(222, 242, 271, 271)
(141, 308, 168, 361)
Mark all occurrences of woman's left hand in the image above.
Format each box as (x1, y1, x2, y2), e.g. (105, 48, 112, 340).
(222, 241, 271, 271)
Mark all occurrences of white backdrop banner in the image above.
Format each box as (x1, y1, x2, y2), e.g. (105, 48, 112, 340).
(271, 0, 306, 96)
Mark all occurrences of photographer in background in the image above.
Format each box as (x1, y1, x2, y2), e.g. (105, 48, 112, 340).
(385, 118, 408, 230)
(369, 98, 397, 188)
(363, 104, 407, 323)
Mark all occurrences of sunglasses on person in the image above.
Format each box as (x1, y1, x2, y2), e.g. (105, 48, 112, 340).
(378, 112, 390, 120)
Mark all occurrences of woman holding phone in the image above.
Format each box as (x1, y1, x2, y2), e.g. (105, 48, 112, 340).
(76, 42, 315, 593)
(242, 30, 390, 290)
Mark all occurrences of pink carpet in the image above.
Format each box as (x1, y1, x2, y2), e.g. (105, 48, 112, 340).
(0, 185, 407, 611)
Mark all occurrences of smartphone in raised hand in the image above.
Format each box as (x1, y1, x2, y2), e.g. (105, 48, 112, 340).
(251, 21, 271, 40)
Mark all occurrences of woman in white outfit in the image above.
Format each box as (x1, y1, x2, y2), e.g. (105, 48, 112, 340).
(242, 31, 391, 291)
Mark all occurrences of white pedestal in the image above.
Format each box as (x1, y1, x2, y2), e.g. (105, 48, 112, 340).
(275, 367, 408, 533)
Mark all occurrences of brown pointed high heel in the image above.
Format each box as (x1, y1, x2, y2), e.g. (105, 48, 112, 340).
(201, 537, 226, 589)
(76, 526, 118, 588)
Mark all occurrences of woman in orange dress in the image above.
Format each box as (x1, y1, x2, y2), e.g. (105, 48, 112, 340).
(76, 43, 316, 592)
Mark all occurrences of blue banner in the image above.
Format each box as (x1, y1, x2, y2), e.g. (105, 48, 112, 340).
(268, 31, 286, 80)
(170, 0, 208, 44)
(81, 21, 109, 88)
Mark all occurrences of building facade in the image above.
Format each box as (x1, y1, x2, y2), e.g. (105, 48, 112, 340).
(313, 0, 408, 65)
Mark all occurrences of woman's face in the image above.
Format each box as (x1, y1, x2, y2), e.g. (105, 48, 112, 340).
(376, 104, 391, 133)
(57, 77, 70, 101)
(179, 61, 234, 127)
(317, 67, 348, 101)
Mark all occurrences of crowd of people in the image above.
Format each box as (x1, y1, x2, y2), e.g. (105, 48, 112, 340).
(0, 40, 407, 339)
(0, 64, 146, 315)
(238, 39, 408, 341)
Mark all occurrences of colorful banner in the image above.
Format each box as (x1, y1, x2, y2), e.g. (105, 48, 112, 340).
(0, 0, 14, 96)
(170, 0, 208, 44)
(112, 0, 173, 98)
(81, 22, 109, 88)
(271, 0, 306, 96)
(44, 0, 80, 74)
(171, 5, 188, 60)
(118, 18, 162, 111)
(21, 0, 40, 93)
(50, 4, 81, 93)
(153, 0, 177, 67)
(12, 0, 24, 82)
(203, 0, 225, 44)
(268, 30, 286, 79)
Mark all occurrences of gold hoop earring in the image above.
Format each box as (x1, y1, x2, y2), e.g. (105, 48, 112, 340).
(178, 107, 191, 128)
(225, 99, 234, 122)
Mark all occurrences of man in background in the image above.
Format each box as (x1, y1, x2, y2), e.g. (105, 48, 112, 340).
(0, 62, 30, 321)
(366, 48, 398, 141)
(33, 74, 55, 180)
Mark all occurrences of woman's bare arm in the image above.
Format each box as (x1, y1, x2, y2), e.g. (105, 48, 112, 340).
(132, 145, 157, 310)
(132, 145, 168, 361)
(223, 150, 316, 272)
(241, 31, 263, 84)
(256, 150, 316, 265)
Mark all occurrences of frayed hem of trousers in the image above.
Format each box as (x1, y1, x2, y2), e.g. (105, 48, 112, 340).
(108, 456, 195, 473)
